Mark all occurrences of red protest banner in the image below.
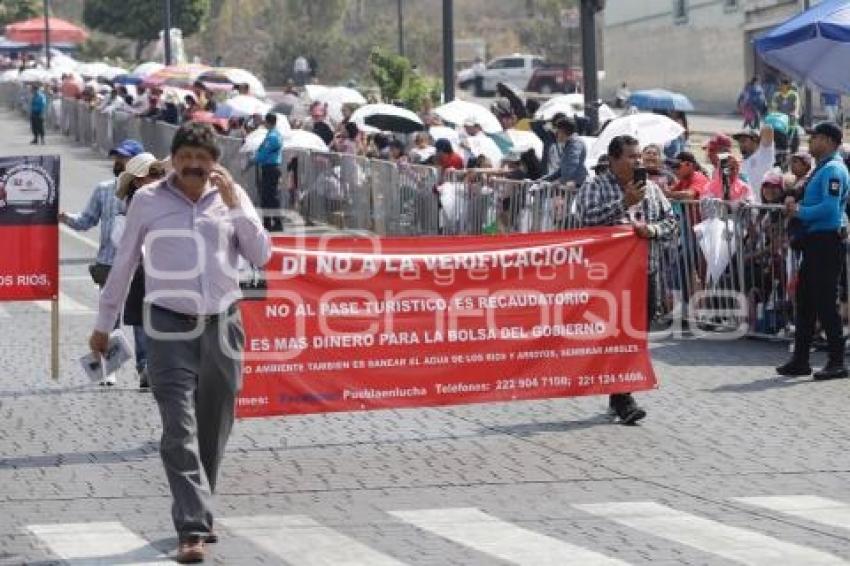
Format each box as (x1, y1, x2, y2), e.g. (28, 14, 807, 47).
(237, 227, 657, 417)
(0, 156, 60, 301)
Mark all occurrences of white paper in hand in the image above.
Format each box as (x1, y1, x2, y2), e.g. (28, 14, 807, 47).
(79, 330, 133, 382)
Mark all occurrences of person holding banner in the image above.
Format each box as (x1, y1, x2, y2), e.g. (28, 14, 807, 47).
(576, 135, 678, 425)
(88, 123, 271, 564)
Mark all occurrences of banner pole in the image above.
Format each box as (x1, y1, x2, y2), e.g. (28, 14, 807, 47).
(51, 297, 59, 380)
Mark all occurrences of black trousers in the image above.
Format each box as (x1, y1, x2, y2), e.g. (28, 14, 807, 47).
(793, 232, 846, 362)
(30, 113, 45, 142)
(259, 164, 282, 231)
(610, 274, 657, 409)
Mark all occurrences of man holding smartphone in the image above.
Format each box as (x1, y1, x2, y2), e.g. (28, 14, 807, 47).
(576, 135, 679, 424)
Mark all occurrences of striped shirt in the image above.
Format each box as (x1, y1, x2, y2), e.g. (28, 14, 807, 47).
(575, 171, 678, 273)
(63, 178, 123, 265)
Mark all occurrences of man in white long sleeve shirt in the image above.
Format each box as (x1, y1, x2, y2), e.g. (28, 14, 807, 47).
(88, 122, 272, 564)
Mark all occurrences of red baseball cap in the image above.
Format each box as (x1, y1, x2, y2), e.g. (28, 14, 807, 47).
(702, 134, 733, 151)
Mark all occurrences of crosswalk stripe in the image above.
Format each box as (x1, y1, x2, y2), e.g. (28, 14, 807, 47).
(389, 507, 630, 566)
(574, 502, 849, 566)
(28, 522, 172, 565)
(735, 496, 850, 532)
(219, 515, 408, 566)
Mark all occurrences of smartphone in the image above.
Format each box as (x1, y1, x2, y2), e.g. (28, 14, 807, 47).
(633, 167, 648, 185)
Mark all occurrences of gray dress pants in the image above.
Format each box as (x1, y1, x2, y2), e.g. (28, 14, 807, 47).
(146, 304, 244, 539)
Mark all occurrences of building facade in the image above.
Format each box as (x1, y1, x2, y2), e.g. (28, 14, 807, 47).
(601, 0, 809, 112)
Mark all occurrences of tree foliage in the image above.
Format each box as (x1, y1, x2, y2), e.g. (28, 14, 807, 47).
(83, 0, 210, 44)
(369, 48, 439, 112)
(0, 0, 40, 28)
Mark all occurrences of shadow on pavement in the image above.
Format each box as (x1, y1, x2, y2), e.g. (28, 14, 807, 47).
(649, 337, 789, 368)
(707, 375, 817, 393)
(0, 441, 159, 470)
(480, 414, 613, 437)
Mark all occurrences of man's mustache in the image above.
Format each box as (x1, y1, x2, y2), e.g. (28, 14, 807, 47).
(181, 168, 207, 178)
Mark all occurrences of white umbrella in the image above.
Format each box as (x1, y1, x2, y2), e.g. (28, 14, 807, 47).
(284, 129, 328, 152)
(0, 69, 19, 83)
(316, 86, 366, 106)
(100, 66, 127, 81)
(506, 129, 544, 160)
(465, 133, 503, 167)
(75, 62, 111, 79)
(315, 86, 366, 123)
(238, 116, 293, 154)
(217, 95, 271, 119)
(132, 62, 164, 78)
(535, 94, 585, 120)
(304, 84, 329, 100)
(198, 68, 266, 98)
(18, 68, 50, 83)
(589, 113, 685, 167)
(579, 136, 599, 170)
(48, 53, 78, 72)
(161, 87, 194, 105)
(694, 217, 736, 286)
(434, 100, 502, 134)
(225, 68, 265, 98)
(429, 126, 461, 151)
(597, 103, 618, 124)
(535, 94, 618, 124)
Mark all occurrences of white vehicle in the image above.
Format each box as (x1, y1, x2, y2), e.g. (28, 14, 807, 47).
(480, 54, 545, 95)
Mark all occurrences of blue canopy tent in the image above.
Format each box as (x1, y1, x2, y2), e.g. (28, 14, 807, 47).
(754, 0, 850, 93)
(627, 89, 695, 112)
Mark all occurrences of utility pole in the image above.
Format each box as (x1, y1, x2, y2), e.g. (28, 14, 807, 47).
(43, 0, 51, 68)
(580, 0, 603, 132)
(398, 0, 404, 57)
(442, 0, 454, 103)
(802, 0, 812, 127)
(163, 0, 173, 66)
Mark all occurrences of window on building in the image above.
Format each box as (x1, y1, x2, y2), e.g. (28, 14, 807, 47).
(724, 0, 739, 10)
(673, 0, 688, 23)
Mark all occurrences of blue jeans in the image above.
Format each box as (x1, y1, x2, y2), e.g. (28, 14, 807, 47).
(133, 325, 147, 372)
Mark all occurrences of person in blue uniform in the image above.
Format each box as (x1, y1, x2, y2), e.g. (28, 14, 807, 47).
(777, 122, 850, 381)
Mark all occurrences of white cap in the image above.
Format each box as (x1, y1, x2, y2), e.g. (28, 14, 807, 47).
(116, 153, 164, 199)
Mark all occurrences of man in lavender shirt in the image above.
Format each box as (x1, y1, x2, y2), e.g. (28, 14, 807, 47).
(89, 122, 271, 564)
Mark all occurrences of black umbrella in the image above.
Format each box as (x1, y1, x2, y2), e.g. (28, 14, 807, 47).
(354, 103, 425, 134)
(497, 81, 527, 119)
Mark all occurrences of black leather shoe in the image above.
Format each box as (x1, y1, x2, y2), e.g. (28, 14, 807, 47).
(776, 360, 812, 377)
(813, 363, 849, 381)
(612, 394, 647, 425)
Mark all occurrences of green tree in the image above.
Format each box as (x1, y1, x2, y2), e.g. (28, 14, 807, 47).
(369, 48, 439, 112)
(0, 0, 41, 27)
(83, 0, 210, 60)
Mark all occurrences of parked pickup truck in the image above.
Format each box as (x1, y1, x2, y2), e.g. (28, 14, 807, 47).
(458, 54, 582, 96)
(526, 65, 583, 94)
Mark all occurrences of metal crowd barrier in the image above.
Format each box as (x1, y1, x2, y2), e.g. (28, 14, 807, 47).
(8, 85, 850, 344)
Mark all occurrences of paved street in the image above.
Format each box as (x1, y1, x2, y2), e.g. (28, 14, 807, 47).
(1, 108, 850, 565)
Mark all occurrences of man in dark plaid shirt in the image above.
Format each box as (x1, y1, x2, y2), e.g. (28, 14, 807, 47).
(576, 134, 678, 424)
